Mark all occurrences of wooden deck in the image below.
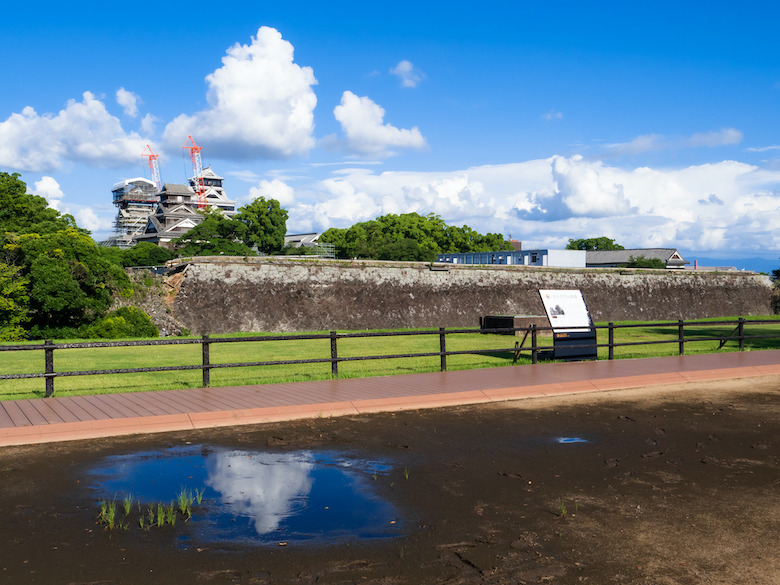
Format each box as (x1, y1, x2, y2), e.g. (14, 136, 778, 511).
(1, 351, 778, 447)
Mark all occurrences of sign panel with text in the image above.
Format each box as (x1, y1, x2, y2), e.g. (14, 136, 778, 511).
(538, 289, 593, 333)
(538, 289, 597, 360)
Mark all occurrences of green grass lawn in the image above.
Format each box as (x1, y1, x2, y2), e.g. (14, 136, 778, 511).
(1, 316, 778, 401)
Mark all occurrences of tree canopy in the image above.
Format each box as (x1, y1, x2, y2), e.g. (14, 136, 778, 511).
(121, 242, 177, 267)
(235, 196, 288, 254)
(171, 210, 256, 257)
(0, 172, 85, 236)
(0, 172, 134, 339)
(170, 197, 288, 257)
(0, 262, 29, 341)
(319, 213, 511, 261)
(566, 237, 625, 251)
(6, 229, 131, 337)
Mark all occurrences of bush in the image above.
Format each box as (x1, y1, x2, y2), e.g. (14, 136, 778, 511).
(80, 307, 159, 339)
(623, 255, 666, 269)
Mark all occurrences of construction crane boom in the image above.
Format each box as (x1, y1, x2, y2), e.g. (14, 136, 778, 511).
(182, 135, 207, 209)
(142, 145, 162, 194)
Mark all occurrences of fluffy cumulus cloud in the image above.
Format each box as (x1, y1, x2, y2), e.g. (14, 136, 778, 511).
(246, 178, 295, 206)
(515, 155, 636, 221)
(32, 176, 66, 210)
(74, 207, 112, 232)
(30, 175, 113, 232)
(0, 92, 151, 172)
(390, 60, 424, 88)
(285, 157, 780, 254)
(331, 91, 426, 156)
(163, 27, 317, 159)
(115, 88, 140, 117)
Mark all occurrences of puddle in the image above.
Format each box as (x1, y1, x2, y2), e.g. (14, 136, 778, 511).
(555, 437, 589, 444)
(87, 445, 401, 546)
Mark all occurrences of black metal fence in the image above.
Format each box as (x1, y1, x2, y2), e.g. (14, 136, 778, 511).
(0, 318, 777, 398)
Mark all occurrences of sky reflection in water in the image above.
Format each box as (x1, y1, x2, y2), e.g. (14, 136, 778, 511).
(88, 445, 400, 545)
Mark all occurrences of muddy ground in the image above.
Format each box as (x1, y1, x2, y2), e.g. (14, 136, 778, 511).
(0, 376, 778, 585)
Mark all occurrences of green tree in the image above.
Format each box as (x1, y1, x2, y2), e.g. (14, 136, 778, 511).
(320, 212, 511, 260)
(235, 197, 288, 254)
(0, 172, 85, 236)
(0, 263, 29, 341)
(566, 237, 625, 251)
(8, 229, 131, 337)
(171, 211, 255, 257)
(121, 242, 177, 267)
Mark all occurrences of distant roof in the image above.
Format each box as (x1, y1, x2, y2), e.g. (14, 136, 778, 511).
(586, 248, 688, 266)
(160, 183, 194, 195)
(200, 167, 224, 180)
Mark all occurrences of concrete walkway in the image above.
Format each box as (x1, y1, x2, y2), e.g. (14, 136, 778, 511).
(1, 351, 778, 447)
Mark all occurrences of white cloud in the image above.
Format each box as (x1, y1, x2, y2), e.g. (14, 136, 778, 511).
(602, 128, 744, 158)
(228, 170, 262, 183)
(285, 156, 780, 255)
(32, 176, 66, 210)
(746, 145, 780, 153)
(602, 133, 665, 157)
(116, 87, 140, 117)
(390, 60, 424, 88)
(526, 155, 637, 220)
(246, 178, 295, 206)
(163, 26, 317, 159)
(140, 113, 157, 136)
(542, 111, 563, 120)
(687, 127, 742, 147)
(74, 207, 111, 232)
(332, 91, 426, 156)
(0, 92, 151, 172)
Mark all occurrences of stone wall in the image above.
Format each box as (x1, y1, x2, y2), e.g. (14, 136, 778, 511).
(167, 258, 774, 334)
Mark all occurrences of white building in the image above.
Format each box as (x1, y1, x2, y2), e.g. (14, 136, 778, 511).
(436, 249, 586, 268)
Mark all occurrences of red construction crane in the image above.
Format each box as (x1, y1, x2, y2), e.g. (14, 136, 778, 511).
(182, 135, 207, 209)
(142, 144, 162, 193)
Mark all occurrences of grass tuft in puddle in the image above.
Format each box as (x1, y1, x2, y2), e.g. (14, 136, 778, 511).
(96, 488, 206, 533)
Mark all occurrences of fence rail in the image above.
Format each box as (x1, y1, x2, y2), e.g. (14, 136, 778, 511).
(1, 319, 778, 398)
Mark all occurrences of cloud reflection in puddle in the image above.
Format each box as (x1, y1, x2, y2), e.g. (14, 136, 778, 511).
(88, 445, 400, 546)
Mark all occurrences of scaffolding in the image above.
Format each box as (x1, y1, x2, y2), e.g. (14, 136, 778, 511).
(109, 178, 159, 249)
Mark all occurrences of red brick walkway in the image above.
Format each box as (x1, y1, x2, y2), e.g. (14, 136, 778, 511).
(1, 351, 778, 447)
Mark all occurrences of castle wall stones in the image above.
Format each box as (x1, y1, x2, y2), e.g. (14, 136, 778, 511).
(169, 258, 774, 334)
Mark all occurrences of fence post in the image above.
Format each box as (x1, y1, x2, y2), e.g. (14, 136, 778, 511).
(608, 323, 614, 360)
(44, 339, 55, 398)
(738, 317, 745, 351)
(531, 324, 538, 364)
(202, 334, 210, 388)
(678, 320, 685, 355)
(439, 327, 447, 372)
(330, 331, 339, 377)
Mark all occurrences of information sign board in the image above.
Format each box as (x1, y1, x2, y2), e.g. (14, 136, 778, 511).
(538, 289, 593, 332)
(538, 290, 597, 360)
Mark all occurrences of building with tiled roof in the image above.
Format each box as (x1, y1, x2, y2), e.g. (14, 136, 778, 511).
(585, 248, 689, 269)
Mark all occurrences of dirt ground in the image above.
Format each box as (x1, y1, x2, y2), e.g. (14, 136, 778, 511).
(0, 376, 778, 585)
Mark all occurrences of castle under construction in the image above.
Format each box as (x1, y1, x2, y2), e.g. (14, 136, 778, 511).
(106, 138, 237, 249)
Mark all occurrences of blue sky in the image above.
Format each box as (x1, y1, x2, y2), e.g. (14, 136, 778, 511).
(1, 1, 778, 269)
